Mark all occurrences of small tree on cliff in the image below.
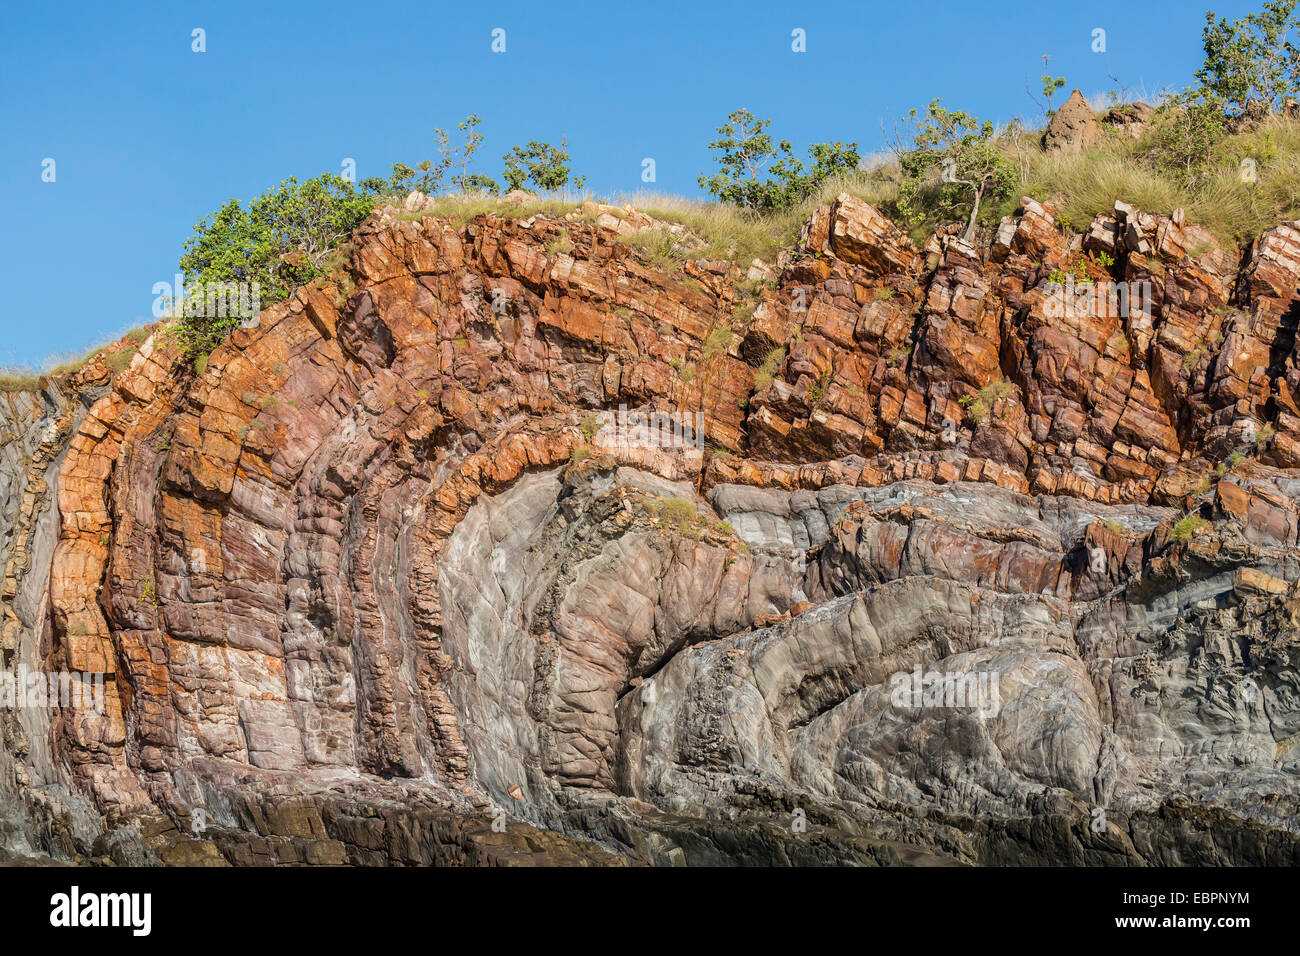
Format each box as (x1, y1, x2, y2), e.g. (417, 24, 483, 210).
(893, 100, 1016, 242)
(174, 173, 373, 356)
(699, 108, 859, 211)
(1148, 87, 1230, 186)
(389, 114, 499, 195)
(501, 139, 584, 192)
(1196, 0, 1300, 114)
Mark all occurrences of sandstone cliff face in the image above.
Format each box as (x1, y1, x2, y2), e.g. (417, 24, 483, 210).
(4, 192, 1300, 865)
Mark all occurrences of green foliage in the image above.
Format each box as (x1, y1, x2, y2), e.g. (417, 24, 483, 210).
(175, 173, 374, 356)
(960, 378, 1015, 425)
(502, 139, 585, 192)
(894, 100, 1017, 240)
(1171, 514, 1211, 542)
(1048, 259, 1093, 285)
(753, 346, 786, 389)
(1148, 88, 1231, 187)
(388, 114, 499, 196)
(1196, 1, 1300, 114)
(658, 497, 699, 532)
(1042, 74, 1066, 115)
(698, 108, 859, 211)
(1216, 451, 1246, 475)
(578, 414, 599, 442)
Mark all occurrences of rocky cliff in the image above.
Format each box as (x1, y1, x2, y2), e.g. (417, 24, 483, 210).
(4, 190, 1300, 865)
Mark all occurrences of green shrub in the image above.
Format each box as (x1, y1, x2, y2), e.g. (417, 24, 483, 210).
(960, 378, 1015, 425)
(502, 139, 585, 192)
(698, 108, 858, 211)
(1196, 1, 1300, 114)
(388, 114, 496, 195)
(174, 173, 376, 357)
(894, 100, 1017, 241)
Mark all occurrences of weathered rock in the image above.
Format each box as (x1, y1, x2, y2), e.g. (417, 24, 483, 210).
(3, 189, 1300, 866)
(1101, 102, 1156, 139)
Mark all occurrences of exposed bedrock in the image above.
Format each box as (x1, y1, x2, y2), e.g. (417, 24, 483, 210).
(3, 192, 1300, 864)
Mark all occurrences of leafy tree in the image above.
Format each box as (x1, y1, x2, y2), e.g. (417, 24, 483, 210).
(388, 115, 499, 195)
(174, 173, 374, 355)
(441, 114, 493, 192)
(1196, 1, 1300, 114)
(1147, 87, 1230, 186)
(698, 108, 859, 211)
(893, 100, 1017, 241)
(501, 139, 584, 192)
(806, 141, 862, 188)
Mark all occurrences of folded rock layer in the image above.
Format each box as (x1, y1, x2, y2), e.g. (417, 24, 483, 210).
(3, 193, 1300, 864)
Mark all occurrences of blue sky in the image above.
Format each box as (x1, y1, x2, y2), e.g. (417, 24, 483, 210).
(0, 0, 1262, 367)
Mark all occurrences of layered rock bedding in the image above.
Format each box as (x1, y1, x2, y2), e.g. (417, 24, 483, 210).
(4, 191, 1300, 865)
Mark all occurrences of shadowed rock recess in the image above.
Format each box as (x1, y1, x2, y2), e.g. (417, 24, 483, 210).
(5, 191, 1300, 866)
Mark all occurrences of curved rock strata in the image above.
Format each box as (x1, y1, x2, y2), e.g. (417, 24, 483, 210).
(3, 193, 1300, 864)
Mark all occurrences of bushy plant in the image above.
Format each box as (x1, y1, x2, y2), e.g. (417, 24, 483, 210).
(502, 139, 585, 192)
(1147, 88, 1231, 186)
(699, 108, 859, 211)
(1196, 1, 1300, 114)
(894, 100, 1017, 240)
(175, 173, 374, 355)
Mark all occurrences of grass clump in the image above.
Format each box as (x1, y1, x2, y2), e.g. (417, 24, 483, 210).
(0, 372, 45, 392)
(753, 347, 786, 389)
(959, 378, 1015, 425)
(102, 347, 139, 374)
(658, 497, 699, 532)
(1215, 451, 1245, 475)
(886, 346, 911, 367)
(1171, 514, 1211, 542)
(620, 226, 690, 272)
(701, 324, 733, 362)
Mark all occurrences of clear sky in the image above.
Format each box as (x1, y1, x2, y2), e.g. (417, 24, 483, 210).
(0, 0, 1262, 367)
